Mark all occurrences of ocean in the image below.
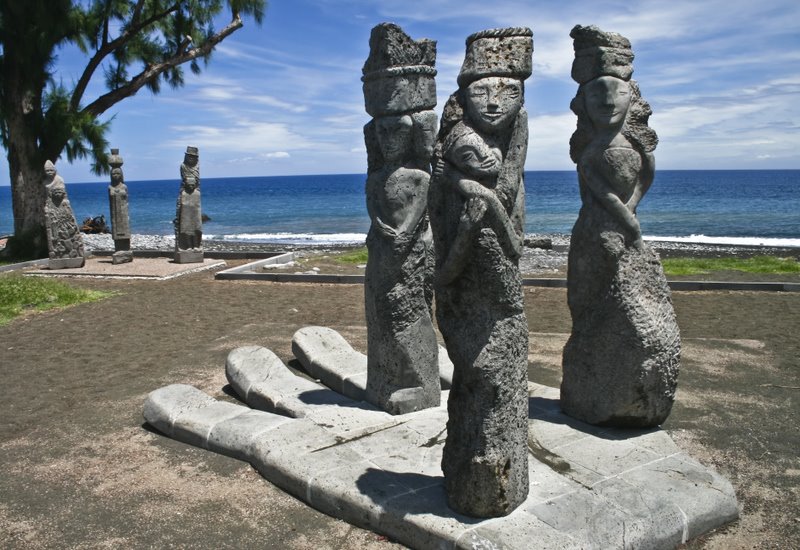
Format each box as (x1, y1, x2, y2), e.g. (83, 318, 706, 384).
(1, 170, 798, 246)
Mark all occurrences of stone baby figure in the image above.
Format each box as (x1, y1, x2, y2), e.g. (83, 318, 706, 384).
(174, 146, 203, 263)
(362, 23, 440, 415)
(427, 27, 532, 518)
(107, 148, 133, 264)
(43, 160, 85, 269)
(561, 25, 680, 427)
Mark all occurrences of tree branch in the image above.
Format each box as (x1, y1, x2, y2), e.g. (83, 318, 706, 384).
(81, 14, 243, 119)
(69, 2, 180, 112)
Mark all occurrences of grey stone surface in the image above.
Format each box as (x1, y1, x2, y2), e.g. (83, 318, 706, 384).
(427, 27, 533, 518)
(361, 23, 436, 118)
(143, 358, 738, 550)
(174, 146, 203, 263)
(562, 25, 680, 428)
(43, 160, 85, 270)
(107, 148, 132, 263)
(362, 23, 441, 415)
(292, 326, 453, 401)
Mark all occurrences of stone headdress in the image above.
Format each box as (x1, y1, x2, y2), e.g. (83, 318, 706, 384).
(361, 23, 437, 118)
(457, 27, 533, 87)
(108, 148, 124, 169)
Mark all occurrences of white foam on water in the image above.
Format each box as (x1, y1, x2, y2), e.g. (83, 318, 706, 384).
(644, 234, 800, 248)
(207, 232, 367, 245)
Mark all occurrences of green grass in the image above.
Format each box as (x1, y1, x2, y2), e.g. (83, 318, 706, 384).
(0, 274, 114, 326)
(661, 256, 800, 276)
(335, 247, 369, 265)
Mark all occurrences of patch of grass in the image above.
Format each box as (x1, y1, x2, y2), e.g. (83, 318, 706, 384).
(0, 274, 114, 326)
(335, 247, 369, 265)
(661, 256, 800, 276)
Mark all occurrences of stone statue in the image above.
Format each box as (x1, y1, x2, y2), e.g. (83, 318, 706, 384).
(174, 146, 203, 263)
(107, 148, 133, 264)
(561, 25, 680, 428)
(43, 160, 85, 269)
(362, 23, 440, 415)
(428, 27, 532, 518)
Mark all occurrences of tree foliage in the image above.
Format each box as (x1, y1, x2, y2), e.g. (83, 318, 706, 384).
(0, 0, 264, 251)
(1, 0, 264, 173)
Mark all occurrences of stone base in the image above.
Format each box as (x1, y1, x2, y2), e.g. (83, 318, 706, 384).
(49, 257, 85, 269)
(175, 249, 204, 264)
(144, 345, 739, 550)
(112, 250, 134, 264)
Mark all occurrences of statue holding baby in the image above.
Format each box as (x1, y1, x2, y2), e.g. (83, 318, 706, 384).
(428, 27, 533, 518)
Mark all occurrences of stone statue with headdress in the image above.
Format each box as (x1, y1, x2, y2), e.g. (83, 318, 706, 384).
(108, 148, 133, 264)
(428, 27, 533, 518)
(561, 25, 680, 428)
(361, 23, 440, 415)
(43, 160, 85, 269)
(174, 146, 203, 263)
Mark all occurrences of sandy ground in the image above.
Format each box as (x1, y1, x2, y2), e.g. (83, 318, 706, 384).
(0, 256, 798, 548)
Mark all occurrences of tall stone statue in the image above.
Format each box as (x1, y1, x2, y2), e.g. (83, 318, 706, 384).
(43, 160, 85, 269)
(561, 25, 680, 428)
(107, 148, 133, 264)
(174, 146, 203, 263)
(362, 23, 440, 415)
(428, 27, 532, 518)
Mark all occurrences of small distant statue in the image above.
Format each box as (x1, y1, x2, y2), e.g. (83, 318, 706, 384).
(43, 160, 85, 269)
(362, 23, 440, 415)
(107, 148, 133, 264)
(174, 146, 203, 263)
(428, 27, 533, 518)
(561, 25, 680, 428)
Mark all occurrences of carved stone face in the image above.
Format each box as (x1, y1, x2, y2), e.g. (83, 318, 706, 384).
(449, 131, 501, 179)
(50, 187, 65, 205)
(184, 154, 198, 167)
(583, 76, 631, 129)
(110, 168, 123, 185)
(184, 180, 197, 193)
(464, 77, 523, 134)
(44, 165, 56, 179)
(376, 115, 413, 163)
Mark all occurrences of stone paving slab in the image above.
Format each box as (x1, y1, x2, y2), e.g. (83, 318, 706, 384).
(24, 256, 225, 279)
(144, 345, 739, 550)
(292, 326, 454, 397)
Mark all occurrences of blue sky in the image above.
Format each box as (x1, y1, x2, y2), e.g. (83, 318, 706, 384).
(2, 0, 799, 185)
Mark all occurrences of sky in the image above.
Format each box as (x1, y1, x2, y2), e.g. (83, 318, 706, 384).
(2, 0, 799, 185)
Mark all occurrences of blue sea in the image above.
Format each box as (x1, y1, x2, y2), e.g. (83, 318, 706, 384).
(1, 170, 798, 246)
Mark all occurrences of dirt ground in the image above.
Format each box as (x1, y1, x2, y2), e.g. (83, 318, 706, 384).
(0, 260, 798, 549)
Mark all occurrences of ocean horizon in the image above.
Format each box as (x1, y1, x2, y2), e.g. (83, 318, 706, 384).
(1, 169, 798, 247)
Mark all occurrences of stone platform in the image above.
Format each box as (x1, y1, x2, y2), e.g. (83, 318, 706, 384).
(24, 256, 225, 280)
(144, 338, 738, 550)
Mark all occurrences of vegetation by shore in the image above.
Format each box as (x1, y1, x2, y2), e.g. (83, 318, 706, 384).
(0, 273, 113, 326)
(661, 255, 800, 276)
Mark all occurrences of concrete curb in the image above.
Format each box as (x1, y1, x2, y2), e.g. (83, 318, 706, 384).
(216, 262, 800, 292)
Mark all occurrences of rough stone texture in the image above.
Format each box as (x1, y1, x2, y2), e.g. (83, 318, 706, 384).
(362, 23, 441, 415)
(174, 146, 203, 263)
(362, 23, 436, 118)
(427, 27, 533, 518)
(291, 327, 454, 404)
(562, 25, 680, 428)
(107, 148, 133, 264)
(143, 361, 738, 549)
(43, 161, 85, 269)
